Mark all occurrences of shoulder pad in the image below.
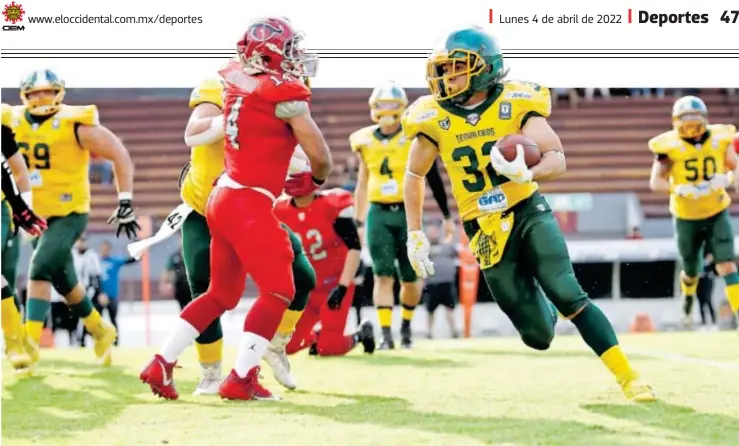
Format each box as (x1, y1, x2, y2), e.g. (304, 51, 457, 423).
(273, 195, 292, 213)
(503, 80, 552, 129)
(56, 105, 100, 126)
(401, 95, 443, 143)
(349, 126, 376, 152)
(1, 103, 11, 127)
(323, 188, 354, 218)
(648, 130, 679, 155)
(259, 76, 311, 104)
(190, 78, 224, 109)
(708, 123, 737, 140)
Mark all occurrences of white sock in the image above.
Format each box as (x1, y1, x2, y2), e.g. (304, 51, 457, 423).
(234, 332, 270, 378)
(159, 319, 199, 363)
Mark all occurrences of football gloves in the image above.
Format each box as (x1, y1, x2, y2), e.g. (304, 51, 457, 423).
(490, 145, 533, 184)
(673, 183, 710, 199)
(709, 171, 734, 191)
(108, 198, 141, 240)
(327, 285, 347, 311)
(8, 195, 47, 237)
(407, 230, 434, 279)
(284, 171, 324, 197)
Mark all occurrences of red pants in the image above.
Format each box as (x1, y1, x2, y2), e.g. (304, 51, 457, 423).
(180, 186, 294, 338)
(286, 284, 356, 356)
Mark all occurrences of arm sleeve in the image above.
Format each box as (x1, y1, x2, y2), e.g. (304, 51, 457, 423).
(333, 217, 361, 250)
(1, 154, 22, 202)
(2, 125, 19, 159)
(426, 159, 451, 218)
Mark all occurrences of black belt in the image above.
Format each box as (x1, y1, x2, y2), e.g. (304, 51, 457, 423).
(462, 193, 537, 236)
(372, 202, 405, 211)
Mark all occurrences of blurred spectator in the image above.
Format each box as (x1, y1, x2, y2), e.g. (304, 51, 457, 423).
(74, 234, 104, 347)
(625, 226, 644, 240)
(160, 239, 192, 310)
(340, 155, 359, 191)
(423, 221, 460, 339)
(629, 88, 665, 98)
(697, 252, 717, 330)
(99, 240, 138, 344)
(89, 152, 114, 184)
(672, 88, 700, 97)
(551, 88, 579, 109)
(584, 88, 611, 101)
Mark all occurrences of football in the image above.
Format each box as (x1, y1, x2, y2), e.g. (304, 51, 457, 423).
(495, 134, 542, 167)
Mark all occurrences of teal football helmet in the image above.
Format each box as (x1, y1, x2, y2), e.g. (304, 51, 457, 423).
(672, 95, 708, 139)
(426, 26, 507, 104)
(369, 80, 408, 126)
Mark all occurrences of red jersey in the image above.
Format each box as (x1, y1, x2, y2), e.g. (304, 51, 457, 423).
(733, 132, 739, 154)
(274, 189, 354, 292)
(219, 61, 311, 198)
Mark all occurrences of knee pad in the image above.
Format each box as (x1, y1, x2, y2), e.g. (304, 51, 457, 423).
(520, 331, 553, 351)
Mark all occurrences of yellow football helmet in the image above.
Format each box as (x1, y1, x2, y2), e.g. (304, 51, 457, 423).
(20, 69, 66, 116)
(369, 81, 408, 126)
(672, 95, 708, 140)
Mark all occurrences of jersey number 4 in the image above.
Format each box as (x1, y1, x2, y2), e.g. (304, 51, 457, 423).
(225, 96, 243, 150)
(380, 156, 394, 179)
(684, 156, 716, 181)
(452, 141, 508, 192)
(18, 142, 51, 170)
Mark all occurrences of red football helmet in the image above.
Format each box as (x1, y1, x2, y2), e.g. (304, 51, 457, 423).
(236, 17, 318, 78)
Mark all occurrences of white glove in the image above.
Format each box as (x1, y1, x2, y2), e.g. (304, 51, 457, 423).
(673, 183, 709, 199)
(490, 144, 533, 184)
(406, 230, 435, 279)
(709, 172, 734, 191)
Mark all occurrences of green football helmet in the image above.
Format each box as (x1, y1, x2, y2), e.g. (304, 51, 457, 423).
(426, 26, 507, 104)
(20, 69, 66, 116)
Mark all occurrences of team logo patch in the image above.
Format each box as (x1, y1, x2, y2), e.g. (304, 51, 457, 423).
(2, 2, 24, 24)
(249, 22, 284, 42)
(438, 117, 451, 130)
(499, 102, 512, 120)
(465, 113, 480, 126)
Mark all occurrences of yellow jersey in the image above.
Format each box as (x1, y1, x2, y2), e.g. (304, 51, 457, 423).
(4, 103, 98, 218)
(402, 80, 551, 222)
(649, 124, 735, 220)
(180, 78, 226, 216)
(349, 125, 410, 204)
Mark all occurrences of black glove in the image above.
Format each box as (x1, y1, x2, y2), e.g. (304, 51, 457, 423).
(107, 198, 141, 240)
(327, 285, 347, 311)
(8, 196, 47, 237)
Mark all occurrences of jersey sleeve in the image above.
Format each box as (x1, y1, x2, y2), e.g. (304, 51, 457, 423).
(189, 78, 224, 109)
(648, 131, 674, 157)
(324, 188, 355, 220)
(263, 78, 312, 105)
(401, 95, 443, 145)
(66, 105, 100, 126)
(348, 127, 373, 154)
(505, 81, 552, 131)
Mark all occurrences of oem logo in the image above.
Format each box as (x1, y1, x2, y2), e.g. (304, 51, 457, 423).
(2, 1, 26, 31)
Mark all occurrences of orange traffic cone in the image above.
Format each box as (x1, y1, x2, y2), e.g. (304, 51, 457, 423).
(629, 313, 655, 333)
(40, 327, 55, 348)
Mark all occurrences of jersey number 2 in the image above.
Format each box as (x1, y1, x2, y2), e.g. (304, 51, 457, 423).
(225, 96, 243, 150)
(297, 229, 328, 262)
(452, 141, 508, 192)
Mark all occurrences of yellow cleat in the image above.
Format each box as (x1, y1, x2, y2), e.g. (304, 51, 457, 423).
(620, 378, 657, 403)
(5, 335, 33, 374)
(93, 320, 117, 366)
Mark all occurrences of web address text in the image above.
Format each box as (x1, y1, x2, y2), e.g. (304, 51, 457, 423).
(27, 15, 203, 25)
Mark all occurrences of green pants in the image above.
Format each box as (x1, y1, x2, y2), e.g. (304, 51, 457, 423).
(366, 202, 417, 282)
(29, 212, 88, 297)
(181, 213, 315, 319)
(675, 210, 736, 278)
(464, 192, 589, 349)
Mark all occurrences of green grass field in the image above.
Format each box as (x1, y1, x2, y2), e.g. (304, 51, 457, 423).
(3, 332, 739, 446)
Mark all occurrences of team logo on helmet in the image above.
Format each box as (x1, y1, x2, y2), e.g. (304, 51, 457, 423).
(2, 1, 25, 24)
(249, 22, 284, 42)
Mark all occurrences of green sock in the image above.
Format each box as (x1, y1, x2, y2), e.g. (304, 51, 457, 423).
(26, 298, 51, 323)
(570, 303, 618, 356)
(69, 296, 94, 318)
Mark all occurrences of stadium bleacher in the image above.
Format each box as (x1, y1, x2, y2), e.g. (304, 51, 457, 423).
(85, 88, 739, 231)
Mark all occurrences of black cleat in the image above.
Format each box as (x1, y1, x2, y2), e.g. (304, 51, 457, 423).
(357, 320, 376, 354)
(400, 323, 413, 349)
(379, 326, 395, 350)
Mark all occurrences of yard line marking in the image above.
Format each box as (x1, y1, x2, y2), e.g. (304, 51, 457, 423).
(627, 349, 739, 372)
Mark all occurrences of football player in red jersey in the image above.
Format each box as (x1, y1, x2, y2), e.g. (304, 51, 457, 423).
(275, 154, 376, 357)
(140, 17, 331, 401)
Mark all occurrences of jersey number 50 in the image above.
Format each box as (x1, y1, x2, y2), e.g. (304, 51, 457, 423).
(684, 156, 716, 182)
(225, 96, 243, 150)
(18, 142, 51, 170)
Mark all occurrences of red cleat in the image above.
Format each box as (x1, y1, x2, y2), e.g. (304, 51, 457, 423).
(218, 366, 280, 401)
(140, 354, 179, 400)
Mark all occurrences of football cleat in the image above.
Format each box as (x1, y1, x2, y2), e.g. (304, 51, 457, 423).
(263, 332, 297, 390)
(400, 324, 413, 349)
(219, 367, 280, 401)
(93, 320, 117, 366)
(193, 361, 222, 396)
(356, 320, 376, 354)
(140, 354, 179, 400)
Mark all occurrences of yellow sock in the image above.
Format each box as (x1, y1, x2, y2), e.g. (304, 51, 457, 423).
(377, 306, 393, 328)
(1, 298, 22, 339)
(26, 320, 44, 344)
(277, 309, 303, 335)
(401, 304, 416, 323)
(680, 276, 698, 296)
(726, 283, 739, 313)
(600, 345, 638, 383)
(82, 309, 106, 338)
(196, 338, 224, 364)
